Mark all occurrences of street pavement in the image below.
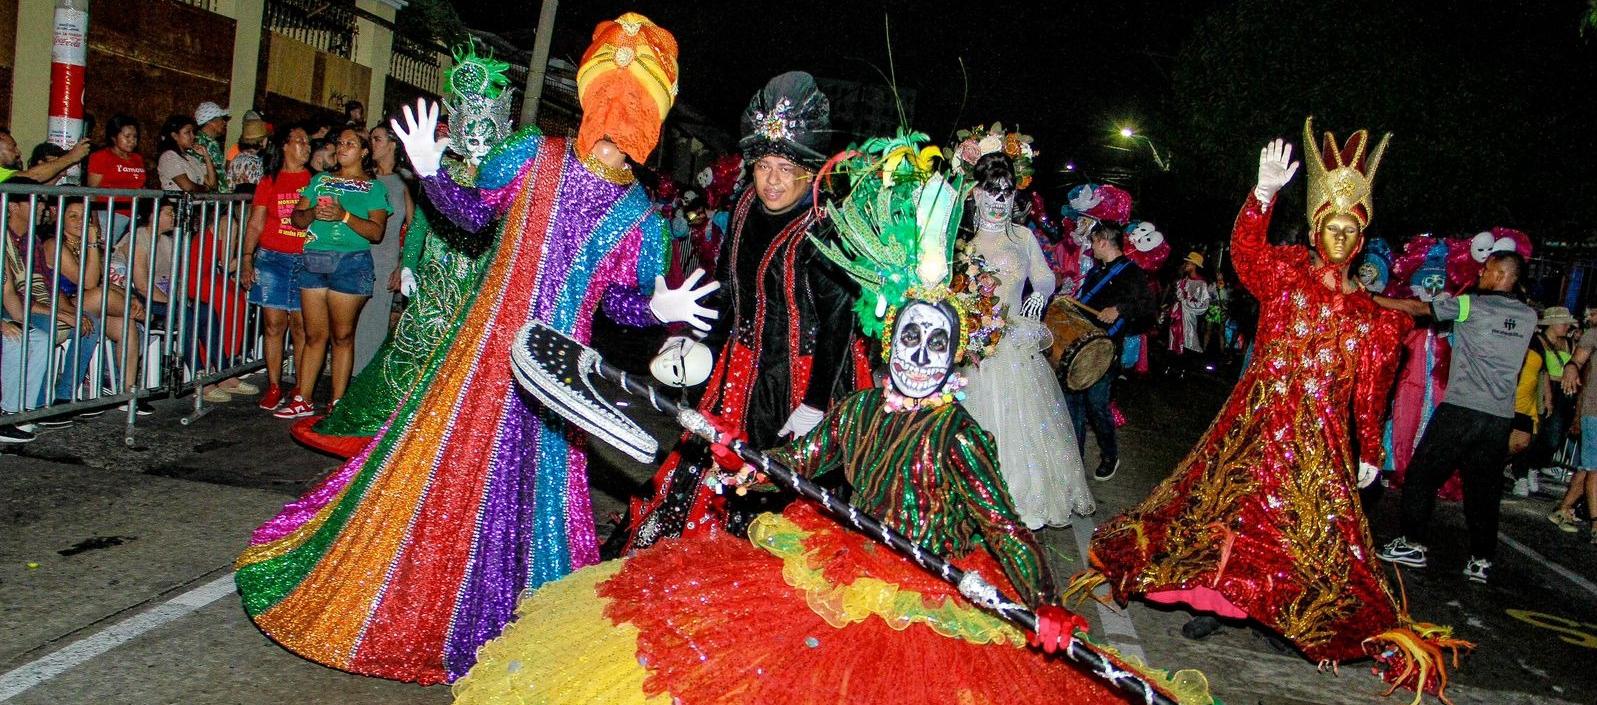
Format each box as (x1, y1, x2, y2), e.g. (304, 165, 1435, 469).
(3, 333, 1595, 704)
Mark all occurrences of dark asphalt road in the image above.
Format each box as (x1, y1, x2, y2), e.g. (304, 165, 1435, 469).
(2, 322, 1593, 704)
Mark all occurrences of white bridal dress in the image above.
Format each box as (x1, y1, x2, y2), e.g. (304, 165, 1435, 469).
(960, 225, 1095, 529)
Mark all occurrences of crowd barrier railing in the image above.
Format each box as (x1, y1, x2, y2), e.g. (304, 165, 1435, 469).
(0, 184, 266, 445)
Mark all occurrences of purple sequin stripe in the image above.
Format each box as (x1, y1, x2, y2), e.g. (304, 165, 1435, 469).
(421, 173, 497, 233)
(248, 421, 390, 545)
(600, 285, 656, 327)
(443, 386, 536, 679)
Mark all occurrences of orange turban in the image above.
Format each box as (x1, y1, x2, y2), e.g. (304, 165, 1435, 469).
(575, 13, 679, 162)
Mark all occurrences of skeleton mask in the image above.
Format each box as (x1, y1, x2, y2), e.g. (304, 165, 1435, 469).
(973, 187, 1013, 228)
(1356, 262, 1380, 288)
(1126, 221, 1164, 252)
(1469, 232, 1495, 263)
(889, 301, 956, 399)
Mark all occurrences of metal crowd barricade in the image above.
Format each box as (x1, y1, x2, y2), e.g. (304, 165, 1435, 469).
(0, 184, 264, 445)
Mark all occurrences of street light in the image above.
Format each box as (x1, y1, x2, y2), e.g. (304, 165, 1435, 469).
(1115, 126, 1171, 172)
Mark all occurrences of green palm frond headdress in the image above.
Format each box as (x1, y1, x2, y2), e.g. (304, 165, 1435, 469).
(810, 129, 967, 337)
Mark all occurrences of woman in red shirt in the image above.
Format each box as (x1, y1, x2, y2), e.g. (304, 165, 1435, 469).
(86, 115, 148, 247)
(239, 124, 314, 409)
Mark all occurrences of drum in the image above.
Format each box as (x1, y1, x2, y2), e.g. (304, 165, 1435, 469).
(1044, 298, 1114, 391)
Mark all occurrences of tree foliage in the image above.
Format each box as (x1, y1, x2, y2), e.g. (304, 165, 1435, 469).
(1170, 0, 1597, 244)
(398, 0, 469, 47)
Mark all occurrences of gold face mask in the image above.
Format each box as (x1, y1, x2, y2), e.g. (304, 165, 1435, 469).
(1315, 213, 1363, 265)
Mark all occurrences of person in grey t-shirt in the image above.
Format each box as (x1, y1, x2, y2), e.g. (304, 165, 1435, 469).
(1370, 250, 1535, 584)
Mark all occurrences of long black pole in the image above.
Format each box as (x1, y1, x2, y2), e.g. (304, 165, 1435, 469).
(589, 359, 1180, 705)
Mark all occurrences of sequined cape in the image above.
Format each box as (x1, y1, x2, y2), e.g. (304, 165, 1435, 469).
(234, 130, 667, 684)
(1090, 193, 1412, 662)
(309, 205, 492, 439)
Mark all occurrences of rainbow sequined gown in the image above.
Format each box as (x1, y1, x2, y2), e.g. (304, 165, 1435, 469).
(1090, 193, 1412, 662)
(235, 130, 667, 684)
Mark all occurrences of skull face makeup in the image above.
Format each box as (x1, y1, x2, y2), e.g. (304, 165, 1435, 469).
(973, 187, 1014, 229)
(889, 301, 956, 399)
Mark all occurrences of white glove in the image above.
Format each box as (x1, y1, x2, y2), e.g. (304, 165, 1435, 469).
(391, 98, 451, 178)
(1253, 138, 1300, 205)
(399, 268, 418, 297)
(1020, 292, 1048, 320)
(1357, 461, 1380, 489)
(649, 268, 720, 332)
(650, 335, 713, 387)
(777, 404, 825, 439)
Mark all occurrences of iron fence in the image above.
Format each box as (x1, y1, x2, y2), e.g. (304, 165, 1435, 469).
(0, 185, 263, 445)
(264, 0, 356, 60)
(389, 31, 442, 92)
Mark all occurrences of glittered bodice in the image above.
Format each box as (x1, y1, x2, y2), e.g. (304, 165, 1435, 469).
(769, 389, 1055, 605)
(1250, 285, 1378, 411)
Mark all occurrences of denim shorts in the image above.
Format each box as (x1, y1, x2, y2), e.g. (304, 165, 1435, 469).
(1581, 416, 1597, 470)
(249, 249, 304, 311)
(296, 249, 374, 297)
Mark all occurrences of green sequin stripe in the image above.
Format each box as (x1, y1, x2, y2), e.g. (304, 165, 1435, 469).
(236, 233, 501, 615)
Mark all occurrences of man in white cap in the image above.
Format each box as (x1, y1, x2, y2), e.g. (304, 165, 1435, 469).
(193, 101, 231, 193)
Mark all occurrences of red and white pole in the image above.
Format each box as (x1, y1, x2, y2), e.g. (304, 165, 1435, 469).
(49, 0, 89, 181)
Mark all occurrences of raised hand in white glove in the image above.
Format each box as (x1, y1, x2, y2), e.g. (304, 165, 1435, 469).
(390, 98, 450, 178)
(399, 268, 418, 297)
(649, 335, 714, 388)
(1253, 138, 1300, 206)
(1020, 292, 1048, 320)
(777, 403, 825, 440)
(1357, 461, 1380, 489)
(649, 268, 720, 332)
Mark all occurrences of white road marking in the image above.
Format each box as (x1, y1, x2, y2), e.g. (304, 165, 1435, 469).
(1499, 531, 1597, 599)
(0, 573, 236, 701)
(1071, 519, 1148, 663)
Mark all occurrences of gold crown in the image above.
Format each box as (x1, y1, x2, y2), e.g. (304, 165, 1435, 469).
(1302, 116, 1391, 230)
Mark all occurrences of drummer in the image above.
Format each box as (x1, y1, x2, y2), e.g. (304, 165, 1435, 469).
(1066, 221, 1156, 482)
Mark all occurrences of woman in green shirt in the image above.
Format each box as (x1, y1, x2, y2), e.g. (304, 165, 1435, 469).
(276, 128, 391, 419)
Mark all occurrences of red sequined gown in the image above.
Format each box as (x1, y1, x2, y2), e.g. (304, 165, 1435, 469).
(1090, 193, 1412, 662)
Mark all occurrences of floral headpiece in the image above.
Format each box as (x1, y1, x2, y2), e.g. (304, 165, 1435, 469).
(946, 122, 1036, 189)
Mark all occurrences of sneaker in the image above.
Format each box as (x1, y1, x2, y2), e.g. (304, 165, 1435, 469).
(76, 408, 105, 418)
(1527, 471, 1540, 495)
(1510, 477, 1529, 498)
(1462, 557, 1491, 583)
(33, 415, 75, 430)
(116, 400, 156, 416)
(258, 383, 285, 410)
(225, 380, 261, 396)
(1093, 458, 1120, 482)
(1549, 508, 1581, 533)
(273, 395, 315, 419)
(202, 387, 233, 403)
(0, 423, 35, 443)
(1377, 537, 1428, 568)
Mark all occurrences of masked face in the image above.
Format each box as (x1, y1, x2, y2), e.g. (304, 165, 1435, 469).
(1315, 213, 1363, 265)
(1357, 262, 1380, 288)
(1469, 232, 1495, 263)
(1492, 236, 1518, 255)
(889, 302, 955, 399)
(459, 117, 499, 163)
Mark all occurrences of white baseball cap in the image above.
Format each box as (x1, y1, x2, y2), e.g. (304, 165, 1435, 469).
(194, 102, 231, 126)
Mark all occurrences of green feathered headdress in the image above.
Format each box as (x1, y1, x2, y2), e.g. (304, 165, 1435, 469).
(811, 129, 967, 337)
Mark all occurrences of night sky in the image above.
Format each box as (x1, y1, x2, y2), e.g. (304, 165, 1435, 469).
(453, 1, 1597, 249)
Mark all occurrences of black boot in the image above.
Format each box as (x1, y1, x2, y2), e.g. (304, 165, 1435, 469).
(1181, 615, 1223, 640)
